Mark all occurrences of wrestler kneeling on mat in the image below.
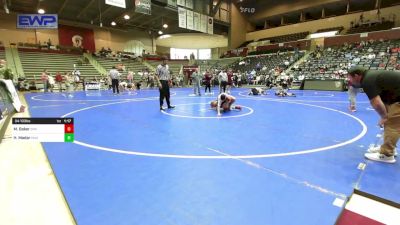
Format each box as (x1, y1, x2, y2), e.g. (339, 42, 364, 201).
(210, 93, 242, 116)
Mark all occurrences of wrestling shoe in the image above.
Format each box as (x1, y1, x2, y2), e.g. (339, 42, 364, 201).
(349, 105, 356, 112)
(367, 146, 397, 157)
(365, 152, 396, 163)
(234, 105, 242, 110)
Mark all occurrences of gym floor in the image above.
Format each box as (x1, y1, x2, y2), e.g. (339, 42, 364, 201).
(23, 88, 400, 225)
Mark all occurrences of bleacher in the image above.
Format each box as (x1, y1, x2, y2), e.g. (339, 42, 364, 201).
(259, 32, 310, 44)
(316, 26, 344, 33)
(231, 52, 303, 73)
(0, 48, 5, 62)
(90, 57, 148, 82)
(19, 49, 99, 83)
(125, 61, 149, 82)
(17, 42, 83, 54)
(146, 60, 188, 75)
(346, 21, 394, 34)
(96, 57, 129, 77)
(296, 39, 400, 80)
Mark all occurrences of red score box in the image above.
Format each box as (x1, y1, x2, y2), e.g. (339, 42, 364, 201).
(64, 124, 74, 133)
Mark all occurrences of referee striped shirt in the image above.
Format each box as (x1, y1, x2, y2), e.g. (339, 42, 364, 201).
(109, 69, 120, 79)
(156, 64, 170, 81)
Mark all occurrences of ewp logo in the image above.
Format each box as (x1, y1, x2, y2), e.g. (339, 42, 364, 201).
(17, 14, 58, 29)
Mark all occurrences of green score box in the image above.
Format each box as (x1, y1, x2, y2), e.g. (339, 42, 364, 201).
(64, 133, 74, 142)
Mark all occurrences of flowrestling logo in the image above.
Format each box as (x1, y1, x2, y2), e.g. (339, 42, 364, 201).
(17, 14, 58, 29)
(240, 7, 255, 13)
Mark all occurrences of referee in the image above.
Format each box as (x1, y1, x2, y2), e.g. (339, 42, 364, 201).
(109, 66, 120, 94)
(156, 57, 174, 110)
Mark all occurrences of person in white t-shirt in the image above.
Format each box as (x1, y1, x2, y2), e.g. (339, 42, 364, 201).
(73, 70, 81, 91)
(48, 75, 55, 92)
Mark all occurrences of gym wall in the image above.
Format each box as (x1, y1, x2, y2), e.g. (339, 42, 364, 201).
(0, 12, 153, 53)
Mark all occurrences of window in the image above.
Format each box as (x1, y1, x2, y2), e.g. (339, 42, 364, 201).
(170, 48, 211, 60)
(198, 49, 211, 59)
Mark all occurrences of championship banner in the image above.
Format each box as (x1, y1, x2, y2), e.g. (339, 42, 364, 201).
(186, 10, 193, 30)
(178, 7, 187, 28)
(135, 0, 151, 15)
(58, 25, 96, 52)
(185, 0, 193, 9)
(105, 0, 126, 8)
(177, 0, 185, 6)
(167, 0, 177, 7)
(207, 16, 213, 34)
(200, 14, 207, 33)
(193, 12, 200, 31)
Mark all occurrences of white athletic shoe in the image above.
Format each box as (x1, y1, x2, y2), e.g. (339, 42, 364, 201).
(365, 152, 396, 164)
(367, 146, 398, 157)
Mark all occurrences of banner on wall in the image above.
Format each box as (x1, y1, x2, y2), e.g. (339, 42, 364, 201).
(193, 12, 200, 31)
(207, 16, 213, 34)
(186, 10, 193, 30)
(167, 0, 177, 7)
(185, 0, 193, 9)
(177, 0, 185, 6)
(178, 7, 187, 28)
(200, 14, 207, 33)
(105, 0, 126, 8)
(17, 14, 58, 29)
(135, 0, 151, 15)
(58, 25, 96, 52)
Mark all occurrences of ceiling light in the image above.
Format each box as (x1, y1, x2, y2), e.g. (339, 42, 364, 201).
(38, 9, 45, 14)
(124, 15, 130, 20)
(4, 3, 9, 14)
(158, 34, 171, 39)
(158, 30, 163, 35)
(163, 23, 168, 28)
(111, 21, 116, 26)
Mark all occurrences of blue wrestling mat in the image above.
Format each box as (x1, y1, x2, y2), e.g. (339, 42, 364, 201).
(24, 88, 400, 225)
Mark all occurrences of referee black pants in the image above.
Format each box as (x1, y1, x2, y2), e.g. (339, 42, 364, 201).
(159, 80, 171, 107)
(220, 81, 227, 93)
(111, 79, 119, 93)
